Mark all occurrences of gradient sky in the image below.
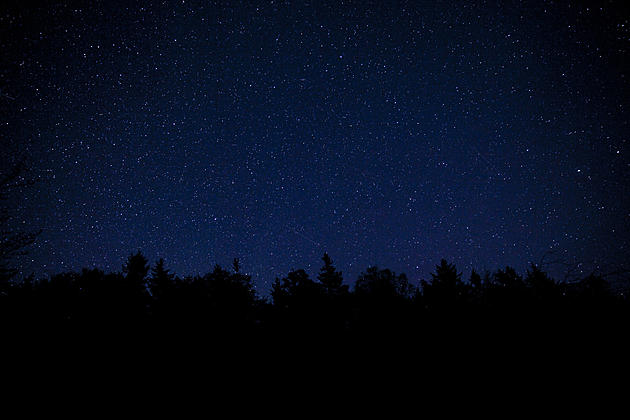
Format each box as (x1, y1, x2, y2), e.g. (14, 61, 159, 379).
(1, 0, 628, 292)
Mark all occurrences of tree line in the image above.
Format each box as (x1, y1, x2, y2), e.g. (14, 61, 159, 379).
(2, 251, 628, 341)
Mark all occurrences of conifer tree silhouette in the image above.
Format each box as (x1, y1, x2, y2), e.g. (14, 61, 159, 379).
(1, 241, 629, 345)
(150, 258, 174, 299)
(272, 269, 322, 310)
(421, 259, 467, 311)
(317, 253, 347, 296)
(123, 251, 150, 299)
(525, 264, 559, 301)
(271, 269, 324, 332)
(119, 251, 151, 323)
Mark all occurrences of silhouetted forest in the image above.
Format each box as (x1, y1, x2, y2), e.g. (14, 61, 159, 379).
(2, 251, 629, 345)
(2, 161, 629, 352)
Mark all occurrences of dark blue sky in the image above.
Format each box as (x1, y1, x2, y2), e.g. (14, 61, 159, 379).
(1, 0, 628, 292)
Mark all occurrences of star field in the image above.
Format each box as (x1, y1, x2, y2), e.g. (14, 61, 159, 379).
(1, 0, 628, 291)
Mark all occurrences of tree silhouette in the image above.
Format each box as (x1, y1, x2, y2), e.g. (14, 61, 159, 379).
(578, 273, 610, 301)
(353, 267, 414, 333)
(117, 251, 151, 323)
(470, 269, 482, 290)
(272, 269, 322, 309)
(317, 253, 347, 296)
(525, 264, 559, 302)
(123, 251, 150, 284)
(150, 258, 174, 299)
(1, 245, 629, 343)
(315, 253, 349, 333)
(203, 264, 258, 329)
(271, 269, 324, 332)
(421, 259, 467, 311)
(354, 266, 413, 299)
(493, 266, 524, 290)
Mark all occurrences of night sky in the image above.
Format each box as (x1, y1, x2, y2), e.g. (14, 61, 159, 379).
(1, 0, 628, 292)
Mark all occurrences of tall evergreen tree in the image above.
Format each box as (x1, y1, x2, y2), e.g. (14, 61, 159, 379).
(317, 253, 346, 295)
(150, 258, 174, 299)
(121, 251, 151, 314)
(123, 251, 150, 285)
(272, 269, 323, 310)
(421, 259, 466, 310)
